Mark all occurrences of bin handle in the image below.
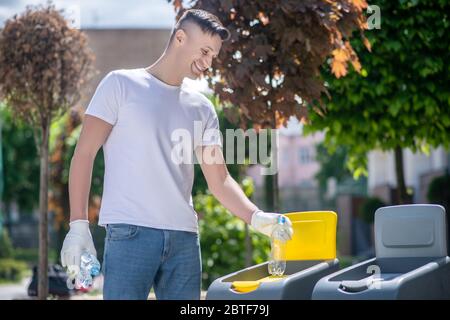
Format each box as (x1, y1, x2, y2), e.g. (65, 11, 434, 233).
(339, 279, 371, 293)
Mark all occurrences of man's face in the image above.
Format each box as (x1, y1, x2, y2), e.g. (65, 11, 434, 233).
(172, 22, 222, 80)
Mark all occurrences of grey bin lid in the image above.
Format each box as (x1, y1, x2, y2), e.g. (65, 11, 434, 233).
(375, 204, 447, 259)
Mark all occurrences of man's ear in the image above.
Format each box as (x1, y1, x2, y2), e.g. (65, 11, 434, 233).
(174, 29, 187, 46)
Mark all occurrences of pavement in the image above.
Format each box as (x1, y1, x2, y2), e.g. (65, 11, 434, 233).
(0, 275, 207, 300)
(0, 276, 31, 300)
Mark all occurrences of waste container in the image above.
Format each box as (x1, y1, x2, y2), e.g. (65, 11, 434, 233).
(206, 211, 339, 300)
(312, 204, 450, 300)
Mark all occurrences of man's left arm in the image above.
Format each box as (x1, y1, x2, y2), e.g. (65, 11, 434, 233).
(197, 145, 293, 239)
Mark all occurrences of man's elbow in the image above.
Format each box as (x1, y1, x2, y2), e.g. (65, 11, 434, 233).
(206, 173, 229, 196)
(207, 180, 222, 196)
(72, 147, 97, 164)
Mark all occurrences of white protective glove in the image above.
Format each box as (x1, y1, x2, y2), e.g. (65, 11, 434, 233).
(250, 209, 294, 241)
(60, 220, 97, 274)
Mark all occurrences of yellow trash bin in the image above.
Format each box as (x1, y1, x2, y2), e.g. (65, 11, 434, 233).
(206, 211, 339, 300)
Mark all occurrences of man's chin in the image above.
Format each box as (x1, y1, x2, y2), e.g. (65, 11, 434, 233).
(186, 73, 200, 80)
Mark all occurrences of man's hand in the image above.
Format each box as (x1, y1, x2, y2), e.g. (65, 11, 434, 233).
(60, 220, 97, 274)
(250, 210, 294, 241)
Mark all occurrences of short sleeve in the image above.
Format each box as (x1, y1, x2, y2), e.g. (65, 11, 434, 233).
(201, 106, 222, 147)
(84, 71, 121, 125)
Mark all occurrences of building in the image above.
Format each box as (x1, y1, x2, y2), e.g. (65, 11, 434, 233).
(246, 117, 325, 213)
(368, 147, 450, 204)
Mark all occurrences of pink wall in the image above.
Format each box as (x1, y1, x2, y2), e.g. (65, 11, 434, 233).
(246, 131, 324, 188)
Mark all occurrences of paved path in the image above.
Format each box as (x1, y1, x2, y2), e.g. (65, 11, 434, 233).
(0, 277, 31, 300)
(0, 275, 207, 300)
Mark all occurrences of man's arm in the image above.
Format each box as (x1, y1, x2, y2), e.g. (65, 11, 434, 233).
(197, 145, 292, 240)
(61, 115, 113, 268)
(69, 115, 113, 221)
(197, 145, 257, 224)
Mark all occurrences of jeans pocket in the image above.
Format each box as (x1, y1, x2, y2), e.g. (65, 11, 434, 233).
(106, 224, 139, 241)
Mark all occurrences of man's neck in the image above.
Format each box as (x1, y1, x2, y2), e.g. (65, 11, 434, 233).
(145, 53, 184, 87)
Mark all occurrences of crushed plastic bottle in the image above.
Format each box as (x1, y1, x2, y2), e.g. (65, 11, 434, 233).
(75, 251, 101, 289)
(268, 215, 288, 276)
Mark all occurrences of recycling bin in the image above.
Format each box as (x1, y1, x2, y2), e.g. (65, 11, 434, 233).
(312, 204, 450, 300)
(206, 211, 339, 300)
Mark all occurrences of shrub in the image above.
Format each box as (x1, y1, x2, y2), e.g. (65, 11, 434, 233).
(13, 248, 57, 266)
(427, 174, 450, 212)
(0, 229, 14, 259)
(195, 178, 270, 289)
(0, 258, 28, 282)
(358, 197, 386, 224)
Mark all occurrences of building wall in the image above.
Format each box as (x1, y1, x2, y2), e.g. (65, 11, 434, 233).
(368, 147, 449, 203)
(245, 120, 325, 212)
(278, 131, 324, 188)
(79, 28, 171, 106)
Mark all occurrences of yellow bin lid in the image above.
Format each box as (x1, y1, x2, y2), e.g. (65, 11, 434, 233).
(231, 211, 338, 293)
(283, 211, 337, 261)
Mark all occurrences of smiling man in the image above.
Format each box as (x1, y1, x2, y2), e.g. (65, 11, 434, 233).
(60, 9, 293, 300)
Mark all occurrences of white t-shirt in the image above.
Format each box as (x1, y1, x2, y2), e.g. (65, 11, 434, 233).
(84, 68, 222, 233)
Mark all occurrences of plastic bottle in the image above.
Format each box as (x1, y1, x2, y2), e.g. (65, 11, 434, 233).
(75, 251, 101, 289)
(268, 215, 288, 276)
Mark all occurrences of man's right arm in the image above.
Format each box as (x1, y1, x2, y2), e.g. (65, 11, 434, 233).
(69, 114, 113, 221)
(60, 115, 113, 269)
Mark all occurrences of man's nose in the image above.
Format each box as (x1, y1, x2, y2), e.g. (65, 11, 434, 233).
(201, 58, 212, 70)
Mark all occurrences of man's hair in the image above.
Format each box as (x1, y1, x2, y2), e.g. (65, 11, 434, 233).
(169, 9, 230, 43)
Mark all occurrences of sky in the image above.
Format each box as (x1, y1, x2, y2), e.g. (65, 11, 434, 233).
(0, 0, 177, 29)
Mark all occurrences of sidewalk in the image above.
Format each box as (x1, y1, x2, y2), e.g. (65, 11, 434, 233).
(0, 276, 31, 300)
(0, 275, 207, 300)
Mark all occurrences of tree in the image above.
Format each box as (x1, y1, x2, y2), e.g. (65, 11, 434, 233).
(305, 0, 450, 204)
(171, 0, 370, 210)
(315, 142, 352, 195)
(0, 4, 94, 299)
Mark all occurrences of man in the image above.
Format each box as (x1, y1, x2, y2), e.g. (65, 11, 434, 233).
(60, 9, 293, 300)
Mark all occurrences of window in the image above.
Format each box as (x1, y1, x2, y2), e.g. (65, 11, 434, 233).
(299, 147, 312, 164)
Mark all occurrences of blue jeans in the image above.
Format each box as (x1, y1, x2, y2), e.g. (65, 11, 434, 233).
(102, 224, 201, 300)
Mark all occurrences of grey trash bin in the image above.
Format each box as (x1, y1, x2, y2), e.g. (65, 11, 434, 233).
(206, 211, 339, 300)
(312, 204, 450, 300)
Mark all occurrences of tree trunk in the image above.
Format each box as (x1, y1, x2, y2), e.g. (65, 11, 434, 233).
(272, 171, 280, 212)
(244, 224, 252, 267)
(264, 174, 273, 210)
(394, 146, 409, 204)
(38, 120, 50, 300)
(271, 128, 280, 212)
(263, 132, 280, 212)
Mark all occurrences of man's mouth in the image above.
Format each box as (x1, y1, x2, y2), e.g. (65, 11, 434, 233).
(193, 61, 205, 74)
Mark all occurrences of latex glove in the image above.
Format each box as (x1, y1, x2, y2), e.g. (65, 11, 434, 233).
(60, 220, 97, 274)
(250, 210, 293, 241)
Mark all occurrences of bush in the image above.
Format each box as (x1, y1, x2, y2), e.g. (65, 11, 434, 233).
(13, 248, 57, 266)
(0, 258, 28, 282)
(358, 197, 386, 224)
(195, 178, 270, 290)
(0, 229, 14, 259)
(427, 174, 450, 212)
